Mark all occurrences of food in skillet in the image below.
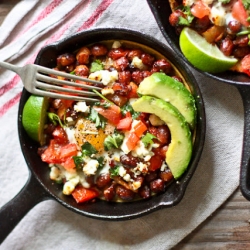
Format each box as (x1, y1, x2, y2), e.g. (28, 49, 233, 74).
(169, 0, 250, 75)
(22, 40, 197, 203)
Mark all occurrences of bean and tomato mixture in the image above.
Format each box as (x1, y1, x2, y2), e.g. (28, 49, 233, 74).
(169, 0, 250, 76)
(38, 41, 187, 203)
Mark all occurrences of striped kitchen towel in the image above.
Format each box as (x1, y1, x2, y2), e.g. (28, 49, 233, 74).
(0, 1, 244, 250)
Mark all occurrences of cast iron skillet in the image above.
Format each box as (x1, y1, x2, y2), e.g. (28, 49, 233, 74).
(0, 28, 205, 243)
(146, 0, 250, 201)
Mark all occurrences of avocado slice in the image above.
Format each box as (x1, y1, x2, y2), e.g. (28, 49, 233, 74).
(137, 72, 197, 129)
(132, 96, 192, 179)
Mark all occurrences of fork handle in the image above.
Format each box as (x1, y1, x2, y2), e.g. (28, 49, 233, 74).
(0, 61, 21, 74)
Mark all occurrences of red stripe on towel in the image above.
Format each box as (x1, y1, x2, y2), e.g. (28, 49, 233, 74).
(0, 0, 113, 117)
(77, 0, 113, 31)
(15, 0, 63, 40)
(0, 92, 21, 118)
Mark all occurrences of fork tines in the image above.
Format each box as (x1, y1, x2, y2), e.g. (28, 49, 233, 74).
(34, 64, 103, 102)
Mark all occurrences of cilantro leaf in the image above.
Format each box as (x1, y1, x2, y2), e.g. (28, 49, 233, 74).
(218, 0, 231, 3)
(90, 60, 103, 73)
(47, 112, 64, 127)
(242, 0, 250, 9)
(88, 108, 106, 129)
(96, 156, 105, 169)
(109, 165, 120, 177)
(81, 141, 98, 156)
(121, 103, 140, 119)
(141, 132, 157, 147)
(178, 16, 191, 26)
(178, 6, 194, 26)
(104, 133, 124, 151)
(73, 155, 84, 170)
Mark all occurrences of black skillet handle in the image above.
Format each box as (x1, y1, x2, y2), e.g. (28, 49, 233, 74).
(237, 86, 250, 200)
(0, 173, 49, 244)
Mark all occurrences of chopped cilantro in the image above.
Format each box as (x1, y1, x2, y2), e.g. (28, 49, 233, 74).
(141, 132, 157, 147)
(242, 0, 250, 9)
(88, 108, 106, 129)
(73, 155, 84, 170)
(90, 60, 103, 73)
(73, 142, 98, 170)
(47, 112, 64, 127)
(92, 89, 115, 105)
(96, 156, 105, 169)
(81, 141, 98, 156)
(121, 103, 140, 119)
(218, 0, 231, 3)
(109, 165, 120, 177)
(104, 133, 124, 151)
(178, 16, 191, 26)
(178, 6, 194, 26)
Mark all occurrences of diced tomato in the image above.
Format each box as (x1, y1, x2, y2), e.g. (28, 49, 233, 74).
(126, 132, 140, 151)
(94, 104, 122, 125)
(41, 140, 77, 166)
(133, 120, 147, 137)
(52, 126, 69, 144)
(127, 82, 138, 98)
(71, 185, 99, 203)
(41, 139, 61, 164)
(62, 157, 76, 170)
(149, 155, 163, 171)
(117, 112, 132, 130)
(191, 1, 210, 19)
(60, 143, 78, 160)
(232, 0, 250, 27)
(61, 99, 75, 108)
(241, 54, 250, 76)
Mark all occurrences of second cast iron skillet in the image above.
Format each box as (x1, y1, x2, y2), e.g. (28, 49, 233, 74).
(146, 0, 250, 201)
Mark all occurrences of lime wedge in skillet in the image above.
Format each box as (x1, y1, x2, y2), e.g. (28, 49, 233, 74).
(180, 27, 238, 73)
(22, 95, 49, 145)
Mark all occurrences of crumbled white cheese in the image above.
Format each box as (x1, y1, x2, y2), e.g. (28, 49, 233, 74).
(183, 0, 195, 7)
(120, 132, 130, 154)
(131, 56, 147, 70)
(65, 127, 77, 144)
(74, 101, 90, 113)
(135, 162, 148, 174)
(131, 140, 154, 159)
(160, 162, 168, 172)
(123, 173, 131, 182)
(101, 87, 114, 96)
(83, 159, 99, 175)
(144, 155, 152, 162)
(63, 176, 80, 195)
(89, 70, 118, 85)
(50, 166, 62, 181)
(209, 2, 227, 26)
(118, 166, 126, 177)
(78, 172, 91, 188)
(131, 180, 142, 190)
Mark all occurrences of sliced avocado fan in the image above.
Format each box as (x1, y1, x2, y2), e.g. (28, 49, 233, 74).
(132, 96, 192, 179)
(137, 72, 197, 130)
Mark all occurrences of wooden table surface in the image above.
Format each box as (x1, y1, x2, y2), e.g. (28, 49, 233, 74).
(1, 1, 250, 249)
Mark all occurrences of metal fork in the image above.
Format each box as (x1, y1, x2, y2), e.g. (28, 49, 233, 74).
(0, 61, 103, 102)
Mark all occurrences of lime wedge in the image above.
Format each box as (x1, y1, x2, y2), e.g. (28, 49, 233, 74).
(180, 27, 238, 73)
(22, 95, 49, 145)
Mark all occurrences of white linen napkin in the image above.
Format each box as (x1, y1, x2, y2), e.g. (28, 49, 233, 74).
(0, 0, 244, 249)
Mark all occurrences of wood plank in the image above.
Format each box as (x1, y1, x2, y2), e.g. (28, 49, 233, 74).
(174, 189, 250, 249)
